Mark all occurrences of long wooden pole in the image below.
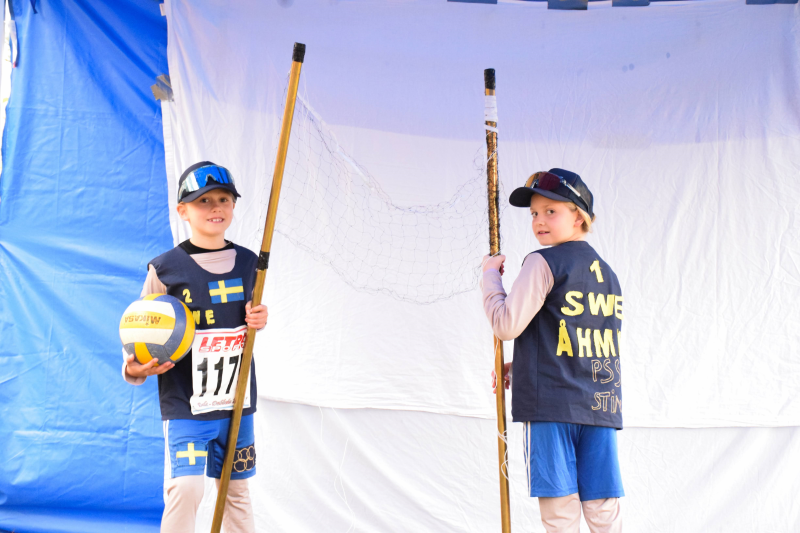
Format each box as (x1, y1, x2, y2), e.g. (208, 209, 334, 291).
(484, 68, 511, 533)
(210, 42, 306, 533)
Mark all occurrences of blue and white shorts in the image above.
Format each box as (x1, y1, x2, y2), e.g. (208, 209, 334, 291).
(523, 421, 624, 501)
(163, 414, 256, 480)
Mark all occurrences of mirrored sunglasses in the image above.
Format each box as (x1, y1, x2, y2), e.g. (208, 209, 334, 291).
(525, 171, 582, 198)
(178, 165, 235, 200)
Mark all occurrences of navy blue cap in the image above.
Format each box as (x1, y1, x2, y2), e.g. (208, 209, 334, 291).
(509, 168, 594, 219)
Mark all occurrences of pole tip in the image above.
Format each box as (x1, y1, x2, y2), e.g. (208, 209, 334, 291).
(484, 69, 495, 90)
(293, 43, 306, 63)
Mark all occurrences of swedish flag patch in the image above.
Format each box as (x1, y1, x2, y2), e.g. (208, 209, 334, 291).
(208, 278, 245, 304)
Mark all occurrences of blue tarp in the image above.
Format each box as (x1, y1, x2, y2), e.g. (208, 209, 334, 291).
(0, 1, 171, 530)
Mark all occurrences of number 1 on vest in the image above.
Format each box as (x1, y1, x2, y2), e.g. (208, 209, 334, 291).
(590, 260, 604, 283)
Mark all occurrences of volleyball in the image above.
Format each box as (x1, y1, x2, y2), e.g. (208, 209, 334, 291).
(119, 293, 195, 365)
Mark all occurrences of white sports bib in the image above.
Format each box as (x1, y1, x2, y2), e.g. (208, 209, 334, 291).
(189, 325, 251, 415)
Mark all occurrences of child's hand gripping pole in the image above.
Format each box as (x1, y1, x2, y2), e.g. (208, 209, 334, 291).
(210, 42, 306, 533)
(484, 68, 512, 533)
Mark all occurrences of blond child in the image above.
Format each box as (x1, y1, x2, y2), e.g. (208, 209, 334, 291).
(482, 168, 623, 533)
(123, 162, 267, 533)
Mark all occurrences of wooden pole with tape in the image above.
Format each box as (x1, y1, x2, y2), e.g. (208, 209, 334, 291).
(210, 42, 306, 533)
(484, 68, 512, 533)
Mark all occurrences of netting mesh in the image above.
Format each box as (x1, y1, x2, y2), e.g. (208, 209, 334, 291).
(258, 92, 505, 304)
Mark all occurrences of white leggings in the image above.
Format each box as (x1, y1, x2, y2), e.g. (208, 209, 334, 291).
(160, 476, 255, 533)
(539, 494, 622, 533)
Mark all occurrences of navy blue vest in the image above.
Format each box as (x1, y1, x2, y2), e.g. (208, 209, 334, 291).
(512, 241, 623, 428)
(149, 244, 258, 421)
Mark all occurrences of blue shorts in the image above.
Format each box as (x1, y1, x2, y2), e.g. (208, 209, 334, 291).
(163, 415, 256, 480)
(523, 422, 624, 501)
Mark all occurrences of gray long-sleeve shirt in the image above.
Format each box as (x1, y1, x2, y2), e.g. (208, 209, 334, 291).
(481, 252, 554, 341)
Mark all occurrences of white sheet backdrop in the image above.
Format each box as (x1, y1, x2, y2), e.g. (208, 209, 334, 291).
(163, 0, 800, 428)
(160, 0, 800, 530)
(186, 399, 799, 533)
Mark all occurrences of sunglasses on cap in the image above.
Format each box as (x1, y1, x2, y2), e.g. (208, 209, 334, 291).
(526, 171, 583, 199)
(178, 165, 236, 202)
(509, 167, 594, 215)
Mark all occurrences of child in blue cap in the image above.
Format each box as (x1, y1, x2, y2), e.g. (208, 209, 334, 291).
(122, 162, 267, 533)
(482, 169, 624, 532)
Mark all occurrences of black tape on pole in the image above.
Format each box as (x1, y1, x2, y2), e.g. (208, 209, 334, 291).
(293, 42, 306, 63)
(484, 69, 496, 91)
(257, 251, 270, 270)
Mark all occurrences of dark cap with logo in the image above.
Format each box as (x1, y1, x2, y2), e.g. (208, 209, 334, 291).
(509, 168, 594, 219)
